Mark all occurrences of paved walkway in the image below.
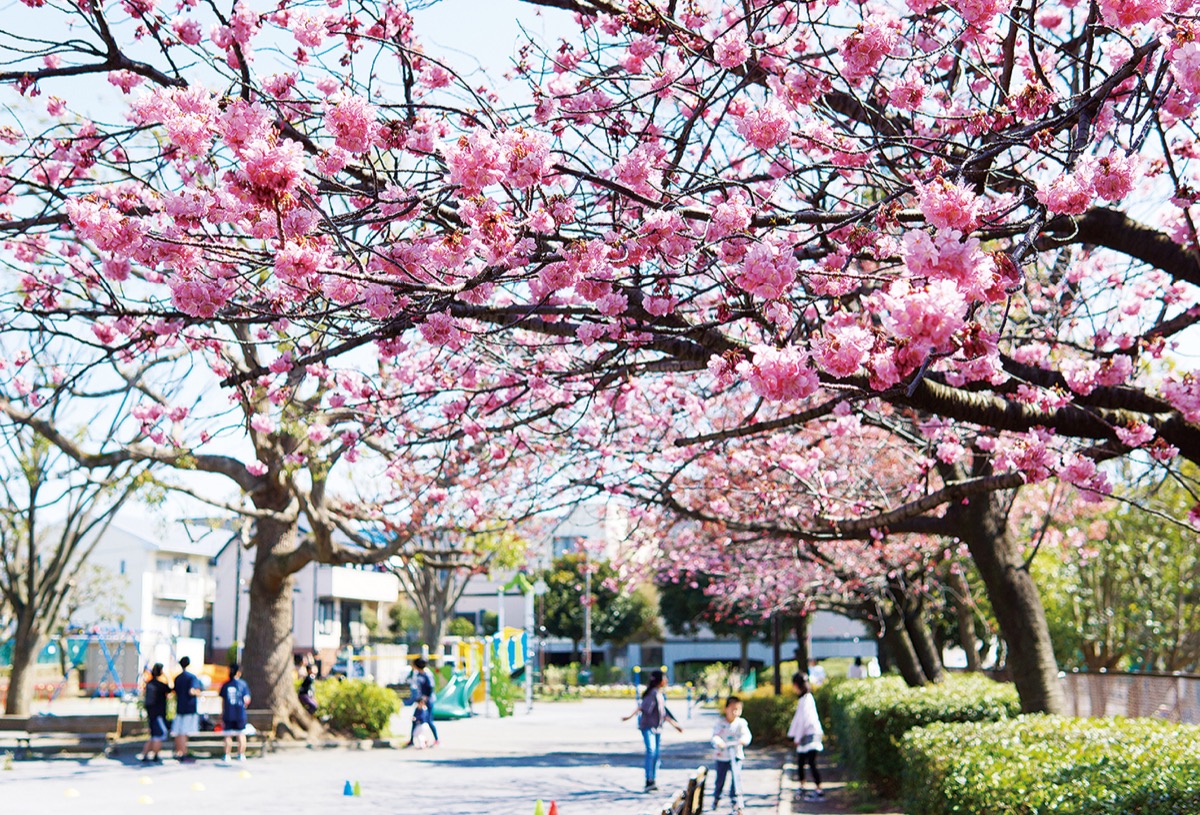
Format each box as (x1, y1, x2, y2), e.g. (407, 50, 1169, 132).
(2, 699, 784, 815)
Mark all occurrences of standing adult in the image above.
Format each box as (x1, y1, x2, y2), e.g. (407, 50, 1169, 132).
(787, 672, 825, 802)
(408, 658, 439, 746)
(622, 669, 684, 792)
(139, 663, 170, 764)
(847, 656, 867, 679)
(171, 656, 203, 763)
(220, 662, 252, 763)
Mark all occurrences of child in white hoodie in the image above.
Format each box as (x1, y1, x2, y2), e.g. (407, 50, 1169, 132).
(711, 696, 753, 815)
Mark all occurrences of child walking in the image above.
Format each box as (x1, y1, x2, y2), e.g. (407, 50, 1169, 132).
(711, 696, 753, 815)
(787, 672, 825, 801)
(411, 696, 436, 748)
(220, 662, 252, 763)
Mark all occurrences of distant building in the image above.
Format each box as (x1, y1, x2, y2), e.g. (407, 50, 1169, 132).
(76, 519, 222, 665)
(210, 534, 400, 670)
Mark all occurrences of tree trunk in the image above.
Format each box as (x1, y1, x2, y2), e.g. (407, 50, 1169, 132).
(792, 612, 810, 671)
(948, 568, 983, 672)
(738, 635, 750, 674)
(420, 616, 447, 659)
(958, 491, 1065, 714)
(4, 614, 42, 716)
(881, 604, 927, 687)
(903, 598, 945, 683)
(241, 516, 313, 736)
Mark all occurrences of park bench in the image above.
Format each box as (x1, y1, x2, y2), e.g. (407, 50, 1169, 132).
(108, 709, 278, 758)
(0, 713, 120, 759)
(660, 765, 707, 815)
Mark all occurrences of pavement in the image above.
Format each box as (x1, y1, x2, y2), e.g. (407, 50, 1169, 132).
(1, 698, 786, 815)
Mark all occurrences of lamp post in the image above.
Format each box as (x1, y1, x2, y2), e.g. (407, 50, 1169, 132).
(581, 545, 592, 685)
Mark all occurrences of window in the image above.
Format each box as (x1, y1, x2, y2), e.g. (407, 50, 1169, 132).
(552, 536, 579, 557)
(317, 599, 337, 636)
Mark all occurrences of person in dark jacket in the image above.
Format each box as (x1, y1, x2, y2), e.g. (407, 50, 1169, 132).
(140, 663, 170, 764)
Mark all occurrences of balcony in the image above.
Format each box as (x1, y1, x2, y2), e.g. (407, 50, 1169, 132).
(153, 571, 212, 619)
(316, 566, 399, 603)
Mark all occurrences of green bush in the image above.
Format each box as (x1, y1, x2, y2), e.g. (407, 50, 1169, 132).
(902, 715, 1200, 815)
(317, 678, 400, 738)
(830, 675, 1020, 796)
(735, 688, 798, 746)
(490, 670, 518, 717)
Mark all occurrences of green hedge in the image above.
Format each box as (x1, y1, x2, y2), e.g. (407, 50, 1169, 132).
(901, 716, 1200, 815)
(736, 688, 798, 746)
(830, 675, 1020, 796)
(315, 678, 400, 738)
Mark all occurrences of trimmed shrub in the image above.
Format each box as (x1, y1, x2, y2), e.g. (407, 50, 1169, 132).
(318, 678, 400, 738)
(902, 715, 1200, 815)
(830, 675, 1020, 796)
(735, 687, 798, 746)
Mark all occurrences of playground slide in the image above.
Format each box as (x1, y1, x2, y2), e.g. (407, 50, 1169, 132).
(433, 672, 481, 720)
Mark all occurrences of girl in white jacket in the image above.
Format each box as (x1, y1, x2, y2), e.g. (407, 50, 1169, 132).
(786, 672, 825, 801)
(710, 696, 752, 814)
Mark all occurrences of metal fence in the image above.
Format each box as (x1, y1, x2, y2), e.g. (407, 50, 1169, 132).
(1060, 671, 1200, 724)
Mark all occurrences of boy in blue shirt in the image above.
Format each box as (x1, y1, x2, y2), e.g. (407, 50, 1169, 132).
(220, 662, 252, 763)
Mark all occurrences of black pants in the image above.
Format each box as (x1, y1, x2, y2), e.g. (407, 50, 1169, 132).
(797, 750, 821, 787)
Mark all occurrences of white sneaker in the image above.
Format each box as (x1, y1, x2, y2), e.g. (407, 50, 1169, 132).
(237, 756, 247, 763)
(220, 757, 232, 765)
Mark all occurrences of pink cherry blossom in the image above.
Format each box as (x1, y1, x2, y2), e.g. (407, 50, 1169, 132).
(713, 30, 751, 68)
(736, 101, 792, 151)
(1035, 167, 1094, 215)
(325, 94, 381, 154)
(738, 346, 820, 402)
(876, 278, 968, 354)
(813, 312, 874, 378)
(917, 177, 982, 232)
(735, 241, 798, 300)
(1097, 0, 1166, 28)
(840, 13, 900, 84)
(444, 131, 504, 195)
(1091, 152, 1137, 202)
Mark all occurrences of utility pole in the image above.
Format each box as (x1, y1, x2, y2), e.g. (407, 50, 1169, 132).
(582, 546, 592, 683)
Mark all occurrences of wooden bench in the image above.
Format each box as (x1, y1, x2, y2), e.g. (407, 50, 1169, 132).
(108, 709, 277, 758)
(0, 713, 120, 759)
(660, 765, 707, 815)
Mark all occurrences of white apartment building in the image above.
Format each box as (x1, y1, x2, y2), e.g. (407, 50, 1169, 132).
(210, 535, 400, 669)
(79, 518, 222, 666)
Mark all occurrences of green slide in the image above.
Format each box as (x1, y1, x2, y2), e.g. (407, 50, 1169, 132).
(433, 671, 481, 719)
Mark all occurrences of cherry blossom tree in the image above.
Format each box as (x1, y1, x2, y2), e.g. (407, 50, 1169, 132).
(4, 0, 1200, 716)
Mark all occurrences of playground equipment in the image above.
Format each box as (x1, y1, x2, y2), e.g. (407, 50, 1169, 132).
(432, 671, 482, 720)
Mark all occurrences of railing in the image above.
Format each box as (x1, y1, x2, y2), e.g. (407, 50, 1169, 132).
(1060, 670, 1200, 724)
(152, 571, 211, 603)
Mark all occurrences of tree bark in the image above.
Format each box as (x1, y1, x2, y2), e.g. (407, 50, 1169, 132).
(881, 604, 928, 687)
(903, 597, 945, 683)
(4, 614, 42, 716)
(792, 612, 810, 671)
(948, 568, 983, 672)
(241, 515, 313, 736)
(420, 616, 448, 658)
(957, 490, 1065, 714)
(738, 635, 750, 674)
